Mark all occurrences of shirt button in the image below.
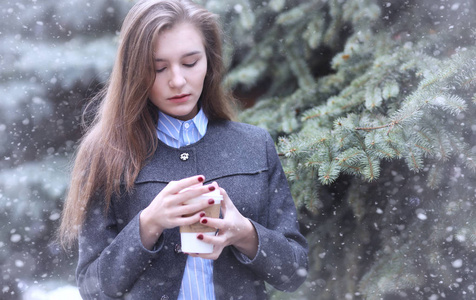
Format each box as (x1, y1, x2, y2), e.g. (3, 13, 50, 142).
(184, 122, 190, 129)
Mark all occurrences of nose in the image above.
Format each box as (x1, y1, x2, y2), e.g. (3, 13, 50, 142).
(168, 66, 186, 89)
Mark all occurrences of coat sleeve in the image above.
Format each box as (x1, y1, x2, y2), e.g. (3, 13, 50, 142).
(76, 194, 165, 299)
(230, 131, 309, 292)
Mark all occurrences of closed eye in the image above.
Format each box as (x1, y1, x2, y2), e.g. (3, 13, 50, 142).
(155, 59, 198, 73)
(184, 61, 197, 68)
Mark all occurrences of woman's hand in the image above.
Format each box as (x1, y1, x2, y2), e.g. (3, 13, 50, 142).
(139, 175, 216, 250)
(188, 184, 259, 260)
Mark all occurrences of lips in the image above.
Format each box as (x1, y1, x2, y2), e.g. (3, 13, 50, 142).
(168, 94, 190, 100)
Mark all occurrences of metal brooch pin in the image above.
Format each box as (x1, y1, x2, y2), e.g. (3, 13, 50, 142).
(180, 153, 189, 161)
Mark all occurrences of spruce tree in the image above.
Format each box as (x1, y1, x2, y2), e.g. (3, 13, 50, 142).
(1, 0, 475, 299)
(0, 1, 131, 298)
(205, 0, 476, 299)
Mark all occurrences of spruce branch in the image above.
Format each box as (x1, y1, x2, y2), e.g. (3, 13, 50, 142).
(427, 163, 444, 188)
(267, 0, 285, 12)
(318, 160, 341, 185)
(275, 2, 314, 26)
(286, 45, 316, 90)
(404, 146, 425, 172)
(303, 17, 325, 49)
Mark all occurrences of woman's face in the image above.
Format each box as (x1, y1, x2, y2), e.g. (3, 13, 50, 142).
(149, 22, 207, 121)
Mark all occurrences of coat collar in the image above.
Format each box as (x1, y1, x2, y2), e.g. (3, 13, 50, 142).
(136, 120, 268, 184)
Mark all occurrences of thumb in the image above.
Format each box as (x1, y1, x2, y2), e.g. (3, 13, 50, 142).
(218, 186, 234, 216)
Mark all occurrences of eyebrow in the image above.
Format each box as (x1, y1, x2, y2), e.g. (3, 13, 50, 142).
(154, 50, 203, 62)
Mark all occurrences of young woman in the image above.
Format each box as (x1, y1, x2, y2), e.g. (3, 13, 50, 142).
(59, 0, 308, 299)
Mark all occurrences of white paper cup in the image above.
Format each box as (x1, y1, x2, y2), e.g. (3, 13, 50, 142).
(180, 232, 216, 253)
(180, 188, 223, 253)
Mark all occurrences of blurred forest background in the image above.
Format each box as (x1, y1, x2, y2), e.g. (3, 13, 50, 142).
(1, 0, 475, 299)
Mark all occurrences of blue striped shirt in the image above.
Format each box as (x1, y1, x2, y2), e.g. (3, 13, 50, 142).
(157, 110, 208, 148)
(156, 109, 216, 300)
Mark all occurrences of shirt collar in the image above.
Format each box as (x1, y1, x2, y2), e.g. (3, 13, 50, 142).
(192, 108, 208, 137)
(157, 108, 208, 141)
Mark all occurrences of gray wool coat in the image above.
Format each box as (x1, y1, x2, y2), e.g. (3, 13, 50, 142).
(76, 120, 308, 300)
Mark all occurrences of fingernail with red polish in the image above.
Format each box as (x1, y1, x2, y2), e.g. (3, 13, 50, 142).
(199, 212, 206, 218)
(208, 186, 215, 191)
(201, 219, 208, 224)
(197, 234, 204, 240)
(208, 199, 215, 205)
(198, 176, 204, 182)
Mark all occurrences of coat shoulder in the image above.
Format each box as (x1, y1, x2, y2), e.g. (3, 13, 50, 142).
(210, 120, 270, 143)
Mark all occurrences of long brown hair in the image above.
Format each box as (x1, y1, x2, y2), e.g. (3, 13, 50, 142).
(59, 0, 235, 247)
